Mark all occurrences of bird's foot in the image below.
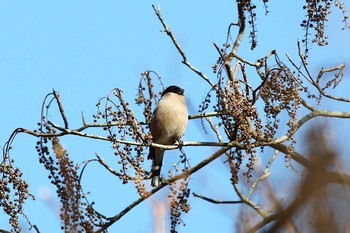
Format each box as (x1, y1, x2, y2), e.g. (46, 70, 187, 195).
(174, 139, 184, 147)
(175, 140, 186, 155)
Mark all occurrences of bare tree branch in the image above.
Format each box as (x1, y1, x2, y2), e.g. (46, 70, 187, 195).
(232, 180, 268, 218)
(94, 146, 230, 233)
(152, 4, 215, 88)
(192, 192, 243, 204)
(53, 90, 69, 129)
(247, 150, 277, 198)
(230, 1, 246, 57)
(3, 2, 350, 233)
(295, 41, 350, 102)
(0, 229, 11, 233)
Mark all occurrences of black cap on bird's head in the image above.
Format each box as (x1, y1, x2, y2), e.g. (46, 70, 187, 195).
(161, 85, 185, 97)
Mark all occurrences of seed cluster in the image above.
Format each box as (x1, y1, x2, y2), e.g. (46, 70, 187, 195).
(207, 45, 305, 182)
(35, 121, 105, 231)
(168, 164, 191, 233)
(217, 79, 261, 179)
(135, 70, 163, 124)
(0, 151, 32, 232)
(242, 0, 259, 50)
(260, 67, 303, 161)
(169, 181, 191, 233)
(94, 88, 150, 198)
(301, 0, 332, 49)
(301, 0, 350, 53)
(1, 1, 349, 232)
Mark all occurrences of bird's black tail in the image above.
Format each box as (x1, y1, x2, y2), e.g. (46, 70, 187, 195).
(148, 147, 164, 187)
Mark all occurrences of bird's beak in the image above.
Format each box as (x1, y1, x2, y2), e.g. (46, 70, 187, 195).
(179, 88, 185, 95)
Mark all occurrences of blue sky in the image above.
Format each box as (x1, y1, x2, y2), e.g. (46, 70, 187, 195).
(1, 1, 350, 233)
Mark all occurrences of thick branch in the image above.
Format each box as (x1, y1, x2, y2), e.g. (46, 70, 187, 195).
(0, 229, 11, 233)
(270, 143, 350, 186)
(261, 102, 350, 146)
(15, 126, 238, 149)
(222, 1, 246, 83)
(246, 213, 280, 233)
(94, 146, 230, 233)
(230, 1, 246, 57)
(14, 99, 350, 155)
(233, 180, 268, 217)
(269, 143, 310, 168)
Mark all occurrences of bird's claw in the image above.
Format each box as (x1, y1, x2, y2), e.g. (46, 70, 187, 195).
(174, 139, 183, 147)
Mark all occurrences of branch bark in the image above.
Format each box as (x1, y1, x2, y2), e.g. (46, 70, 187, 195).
(94, 146, 230, 233)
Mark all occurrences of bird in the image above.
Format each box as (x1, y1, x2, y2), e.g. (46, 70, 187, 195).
(148, 85, 188, 187)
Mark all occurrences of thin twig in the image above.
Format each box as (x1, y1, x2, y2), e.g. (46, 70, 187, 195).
(81, 111, 86, 125)
(205, 117, 224, 143)
(152, 4, 215, 88)
(285, 52, 314, 85)
(192, 192, 243, 204)
(33, 225, 41, 233)
(232, 181, 268, 217)
(53, 90, 69, 129)
(230, 53, 257, 67)
(297, 40, 313, 81)
(293, 43, 349, 103)
(205, 117, 233, 159)
(247, 150, 278, 198)
(297, 42, 349, 102)
(247, 173, 271, 198)
(95, 153, 124, 178)
(315, 64, 350, 102)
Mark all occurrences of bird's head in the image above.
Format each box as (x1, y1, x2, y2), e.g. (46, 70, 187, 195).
(161, 85, 185, 97)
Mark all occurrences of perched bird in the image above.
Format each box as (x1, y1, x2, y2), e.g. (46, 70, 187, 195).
(148, 85, 188, 187)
